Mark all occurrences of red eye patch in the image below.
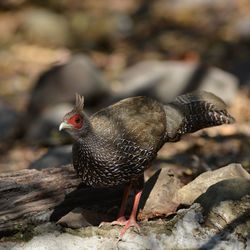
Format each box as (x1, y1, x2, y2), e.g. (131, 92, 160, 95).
(68, 114, 83, 129)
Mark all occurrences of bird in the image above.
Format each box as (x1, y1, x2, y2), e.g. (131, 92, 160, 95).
(59, 91, 234, 237)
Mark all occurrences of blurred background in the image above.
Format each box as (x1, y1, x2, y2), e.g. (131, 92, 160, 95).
(0, 0, 249, 178)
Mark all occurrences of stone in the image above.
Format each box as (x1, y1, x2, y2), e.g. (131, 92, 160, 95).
(138, 168, 183, 220)
(114, 60, 238, 104)
(3, 199, 249, 250)
(25, 103, 73, 145)
(174, 163, 250, 205)
(29, 145, 72, 170)
(0, 100, 19, 147)
(195, 178, 250, 216)
(20, 8, 71, 47)
(27, 54, 110, 115)
(57, 208, 111, 229)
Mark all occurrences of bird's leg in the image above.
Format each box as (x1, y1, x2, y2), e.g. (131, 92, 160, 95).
(119, 189, 142, 238)
(110, 182, 132, 226)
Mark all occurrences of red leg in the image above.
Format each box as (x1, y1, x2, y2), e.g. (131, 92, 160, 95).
(110, 183, 132, 225)
(119, 189, 142, 238)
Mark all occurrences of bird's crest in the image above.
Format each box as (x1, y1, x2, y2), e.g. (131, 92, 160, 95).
(75, 93, 84, 111)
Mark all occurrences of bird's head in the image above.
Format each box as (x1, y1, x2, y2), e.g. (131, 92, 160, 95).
(59, 93, 90, 138)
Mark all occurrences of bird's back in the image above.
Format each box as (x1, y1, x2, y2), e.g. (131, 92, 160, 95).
(90, 96, 166, 151)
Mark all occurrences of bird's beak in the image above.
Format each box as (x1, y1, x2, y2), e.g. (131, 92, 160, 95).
(59, 122, 72, 131)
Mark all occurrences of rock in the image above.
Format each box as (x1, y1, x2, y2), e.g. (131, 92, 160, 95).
(57, 208, 111, 229)
(234, 15, 250, 40)
(69, 12, 132, 48)
(174, 163, 250, 205)
(25, 103, 73, 146)
(114, 61, 238, 104)
(29, 145, 72, 170)
(0, 0, 26, 8)
(27, 54, 110, 115)
(196, 178, 250, 214)
(3, 199, 249, 250)
(20, 8, 71, 47)
(0, 100, 19, 149)
(138, 169, 183, 220)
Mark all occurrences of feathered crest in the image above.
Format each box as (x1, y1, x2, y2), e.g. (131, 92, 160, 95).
(75, 93, 84, 111)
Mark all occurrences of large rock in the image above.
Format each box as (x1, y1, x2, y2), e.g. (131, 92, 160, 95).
(3, 197, 249, 250)
(174, 163, 250, 205)
(20, 8, 71, 47)
(28, 54, 110, 115)
(113, 61, 238, 104)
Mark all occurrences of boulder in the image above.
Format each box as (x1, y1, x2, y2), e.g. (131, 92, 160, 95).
(113, 61, 238, 104)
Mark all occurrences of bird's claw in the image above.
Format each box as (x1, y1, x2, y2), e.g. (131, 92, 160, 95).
(99, 216, 127, 228)
(119, 219, 140, 239)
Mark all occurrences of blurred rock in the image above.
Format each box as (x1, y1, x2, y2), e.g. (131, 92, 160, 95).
(29, 145, 72, 170)
(138, 169, 182, 220)
(69, 12, 132, 48)
(20, 8, 71, 47)
(25, 103, 73, 145)
(27, 54, 110, 115)
(57, 208, 111, 229)
(0, 100, 19, 149)
(234, 15, 250, 39)
(0, 0, 26, 8)
(113, 61, 238, 104)
(174, 163, 250, 205)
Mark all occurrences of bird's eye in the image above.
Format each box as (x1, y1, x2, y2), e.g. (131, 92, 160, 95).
(75, 117, 81, 123)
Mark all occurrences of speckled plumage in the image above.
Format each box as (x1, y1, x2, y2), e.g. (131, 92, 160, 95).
(61, 92, 234, 188)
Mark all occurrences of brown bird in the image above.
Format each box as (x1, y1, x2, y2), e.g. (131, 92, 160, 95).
(59, 91, 234, 237)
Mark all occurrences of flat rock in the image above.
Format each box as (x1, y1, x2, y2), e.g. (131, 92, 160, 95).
(174, 163, 250, 205)
(114, 61, 238, 104)
(138, 168, 183, 220)
(57, 208, 111, 229)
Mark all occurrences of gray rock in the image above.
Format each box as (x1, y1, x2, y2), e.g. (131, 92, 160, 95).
(195, 178, 250, 226)
(57, 208, 112, 229)
(174, 163, 250, 205)
(29, 145, 72, 170)
(234, 15, 250, 39)
(25, 103, 73, 145)
(20, 8, 71, 47)
(0, 100, 19, 144)
(28, 54, 110, 115)
(114, 61, 238, 104)
(3, 198, 249, 250)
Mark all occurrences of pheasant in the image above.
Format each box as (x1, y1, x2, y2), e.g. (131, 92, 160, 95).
(59, 92, 234, 237)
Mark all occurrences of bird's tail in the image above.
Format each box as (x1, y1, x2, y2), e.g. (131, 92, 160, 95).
(164, 91, 235, 142)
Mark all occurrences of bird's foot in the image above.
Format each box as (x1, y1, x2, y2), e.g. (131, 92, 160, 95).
(110, 216, 127, 226)
(98, 216, 127, 228)
(119, 218, 140, 240)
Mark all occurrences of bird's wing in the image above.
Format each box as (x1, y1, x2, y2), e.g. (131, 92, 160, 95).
(90, 96, 166, 151)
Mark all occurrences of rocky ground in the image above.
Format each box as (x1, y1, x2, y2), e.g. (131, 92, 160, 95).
(0, 0, 250, 249)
